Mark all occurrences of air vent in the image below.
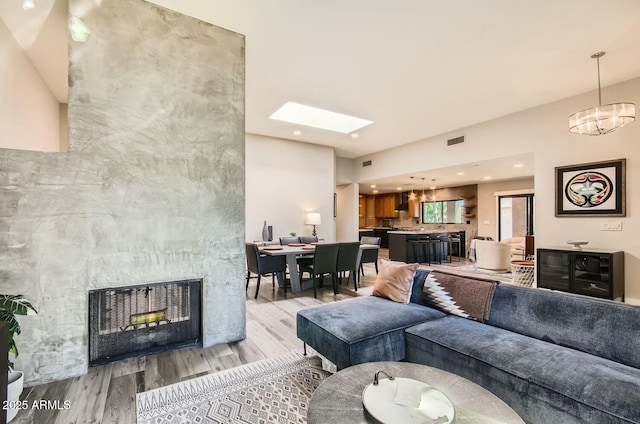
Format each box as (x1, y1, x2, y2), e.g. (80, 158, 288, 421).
(447, 136, 465, 146)
(362, 160, 372, 167)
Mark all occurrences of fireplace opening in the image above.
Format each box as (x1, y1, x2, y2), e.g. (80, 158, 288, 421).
(88, 279, 201, 366)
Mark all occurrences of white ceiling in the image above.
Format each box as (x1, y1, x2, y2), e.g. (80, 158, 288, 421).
(357, 153, 535, 195)
(3, 0, 640, 187)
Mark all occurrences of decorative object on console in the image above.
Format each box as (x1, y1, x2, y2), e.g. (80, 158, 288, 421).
(372, 260, 419, 304)
(567, 240, 589, 250)
(569, 52, 635, 135)
(555, 158, 626, 217)
(305, 212, 322, 237)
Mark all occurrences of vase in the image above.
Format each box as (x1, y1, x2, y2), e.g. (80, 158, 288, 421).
(262, 221, 269, 241)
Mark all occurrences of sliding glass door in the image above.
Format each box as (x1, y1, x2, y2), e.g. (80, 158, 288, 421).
(498, 194, 534, 240)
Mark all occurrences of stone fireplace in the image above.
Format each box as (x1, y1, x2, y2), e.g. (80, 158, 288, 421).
(0, 0, 246, 385)
(88, 279, 201, 366)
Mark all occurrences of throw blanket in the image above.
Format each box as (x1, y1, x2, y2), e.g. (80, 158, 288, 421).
(422, 270, 497, 322)
(468, 239, 476, 263)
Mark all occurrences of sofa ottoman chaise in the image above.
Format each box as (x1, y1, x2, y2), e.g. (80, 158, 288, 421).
(296, 294, 445, 370)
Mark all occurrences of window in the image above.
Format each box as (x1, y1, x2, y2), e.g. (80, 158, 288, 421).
(421, 200, 464, 224)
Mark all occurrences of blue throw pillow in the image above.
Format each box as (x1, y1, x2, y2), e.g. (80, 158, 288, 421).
(410, 269, 430, 305)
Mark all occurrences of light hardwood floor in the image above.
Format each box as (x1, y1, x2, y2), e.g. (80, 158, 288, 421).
(14, 251, 388, 424)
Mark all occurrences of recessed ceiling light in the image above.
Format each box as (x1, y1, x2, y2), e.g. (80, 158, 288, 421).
(396, 187, 402, 191)
(370, 184, 376, 188)
(293, 130, 302, 136)
(372, 189, 379, 194)
(269, 102, 373, 134)
(22, 0, 35, 10)
(514, 163, 524, 168)
(350, 133, 360, 139)
(456, 172, 464, 176)
(483, 176, 492, 180)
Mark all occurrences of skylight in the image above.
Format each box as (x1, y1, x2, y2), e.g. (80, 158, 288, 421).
(269, 102, 373, 134)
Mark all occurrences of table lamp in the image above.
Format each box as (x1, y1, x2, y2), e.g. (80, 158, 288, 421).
(305, 212, 321, 237)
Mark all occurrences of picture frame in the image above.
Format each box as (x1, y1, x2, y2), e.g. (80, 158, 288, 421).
(555, 158, 626, 217)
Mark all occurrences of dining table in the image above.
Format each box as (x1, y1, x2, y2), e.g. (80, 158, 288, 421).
(260, 243, 379, 293)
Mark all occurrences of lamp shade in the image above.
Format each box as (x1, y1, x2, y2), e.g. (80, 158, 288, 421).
(305, 212, 321, 226)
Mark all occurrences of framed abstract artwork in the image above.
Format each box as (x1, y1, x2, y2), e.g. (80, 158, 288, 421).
(555, 158, 626, 217)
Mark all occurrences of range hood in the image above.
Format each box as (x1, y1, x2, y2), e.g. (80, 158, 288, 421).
(394, 192, 409, 211)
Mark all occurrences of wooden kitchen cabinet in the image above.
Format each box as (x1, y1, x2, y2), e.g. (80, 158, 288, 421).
(375, 193, 399, 218)
(408, 197, 421, 218)
(358, 196, 366, 228)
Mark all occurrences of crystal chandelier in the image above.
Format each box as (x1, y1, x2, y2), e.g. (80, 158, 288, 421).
(569, 52, 635, 136)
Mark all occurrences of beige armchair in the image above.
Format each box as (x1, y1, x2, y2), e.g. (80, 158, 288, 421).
(501, 237, 526, 260)
(474, 240, 512, 273)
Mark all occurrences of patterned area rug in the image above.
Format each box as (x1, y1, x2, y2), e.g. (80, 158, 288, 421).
(136, 351, 329, 424)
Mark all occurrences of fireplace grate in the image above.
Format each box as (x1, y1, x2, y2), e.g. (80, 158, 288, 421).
(88, 279, 201, 366)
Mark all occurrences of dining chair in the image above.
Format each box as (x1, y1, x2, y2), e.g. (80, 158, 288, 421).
(359, 236, 381, 276)
(298, 243, 340, 298)
(279, 236, 300, 245)
(245, 243, 287, 299)
(299, 236, 318, 244)
(336, 241, 361, 291)
(279, 236, 314, 278)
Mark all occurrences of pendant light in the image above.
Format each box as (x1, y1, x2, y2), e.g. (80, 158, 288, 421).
(420, 178, 428, 202)
(430, 179, 436, 201)
(569, 51, 635, 135)
(408, 177, 417, 201)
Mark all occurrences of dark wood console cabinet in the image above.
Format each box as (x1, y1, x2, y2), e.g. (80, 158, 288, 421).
(537, 248, 624, 301)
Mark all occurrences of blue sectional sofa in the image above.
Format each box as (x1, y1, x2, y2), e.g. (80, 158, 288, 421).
(296, 270, 640, 424)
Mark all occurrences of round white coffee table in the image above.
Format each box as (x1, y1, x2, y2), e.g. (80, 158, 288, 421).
(307, 361, 524, 424)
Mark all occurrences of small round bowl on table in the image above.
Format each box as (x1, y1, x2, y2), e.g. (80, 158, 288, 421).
(567, 240, 589, 250)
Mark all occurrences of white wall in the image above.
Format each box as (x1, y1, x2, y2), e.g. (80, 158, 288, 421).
(336, 183, 359, 241)
(336, 157, 354, 184)
(0, 19, 61, 152)
(246, 134, 336, 242)
(477, 178, 534, 239)
(353, 77, 640, 304)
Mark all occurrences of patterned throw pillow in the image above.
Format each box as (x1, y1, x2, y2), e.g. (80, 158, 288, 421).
(422, 271, 498, 322)
(372, 260, 419, 304)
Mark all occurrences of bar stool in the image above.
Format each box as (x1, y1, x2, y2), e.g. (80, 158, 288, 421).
(409, 237, 431, 264)
(439, 234, 462, 263)
(449, 235, 462, 262)
(429, 237, 442, 264)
